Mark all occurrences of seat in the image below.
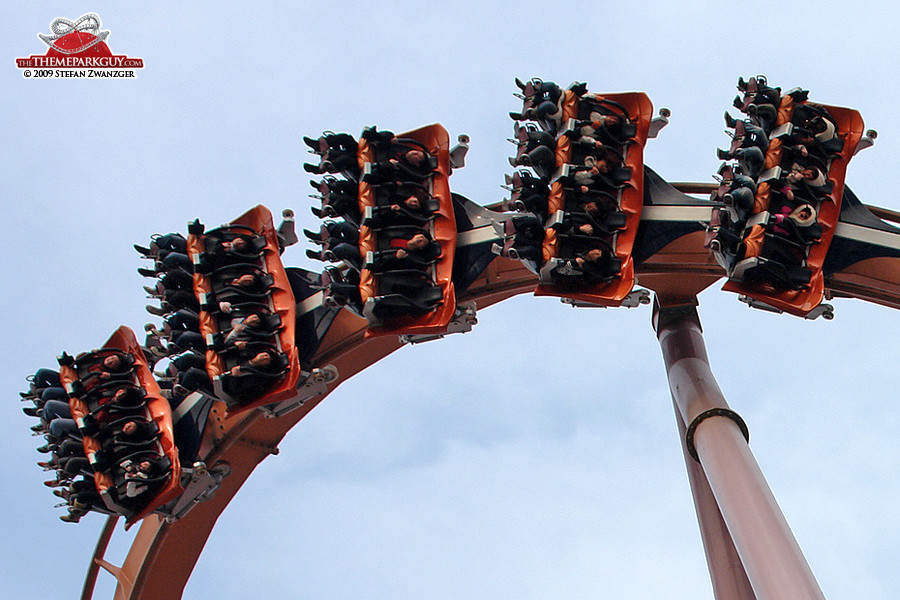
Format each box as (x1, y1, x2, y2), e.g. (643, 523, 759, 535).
(363, 286, 444, 322)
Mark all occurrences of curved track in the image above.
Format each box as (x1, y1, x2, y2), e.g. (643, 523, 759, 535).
(83, 178, 900, 600)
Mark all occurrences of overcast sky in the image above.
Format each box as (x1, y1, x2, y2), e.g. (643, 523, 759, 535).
(4, 2, 900, 599)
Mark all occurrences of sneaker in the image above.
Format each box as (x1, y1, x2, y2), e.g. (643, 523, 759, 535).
(724, 111, 737, 128)
(59, 513, 82, 523)
(22, 407, 40, 417)
(137, 267, 159, 278)
(134, 244, 155, 257)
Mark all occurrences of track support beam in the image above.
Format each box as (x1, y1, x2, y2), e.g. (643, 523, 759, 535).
(654, 298, 825, 600)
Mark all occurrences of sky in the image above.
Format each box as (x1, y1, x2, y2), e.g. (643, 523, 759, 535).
(3, 2, 900, 599)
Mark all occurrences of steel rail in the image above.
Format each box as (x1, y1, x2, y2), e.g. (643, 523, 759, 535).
(82, 189, 900, 599)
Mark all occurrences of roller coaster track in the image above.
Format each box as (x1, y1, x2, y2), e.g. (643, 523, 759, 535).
(80, 172, 900, 600)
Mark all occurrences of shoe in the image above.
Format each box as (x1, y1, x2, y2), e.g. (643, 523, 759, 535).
(303, 228, 321, 241)
(30, 423, 46, 432)
(509, 111, 526, 121)
(22, 407, 40, 417)
(44, 479, 64, 487)
(302, 136, 320, 150)
(570, 82, 588, 96)
(143, 285, 162, 296)
(137, 267, 159, 278)
(303, 163, 321, 174)
(60, 513, 82, 523)
(145, 304, 169, 317)
(306, 249, 323, 261)
(134, 244, 155, 257)
(36, 444, 54, 453)
(53, 489, 69, 499)
(716, 148, 730, 160)
(37, 461, 54, 469)
(724, 111, 737, 128)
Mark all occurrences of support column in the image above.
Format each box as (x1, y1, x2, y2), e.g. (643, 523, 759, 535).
(654, 300, 825, 600)
(674, 400, 756, 600)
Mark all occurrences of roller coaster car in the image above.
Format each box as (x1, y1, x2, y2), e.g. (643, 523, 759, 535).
(535, 91, 653, 307)
(722, 103, 865, 317)
(187, 205, 300, 414)
(356, 124, 457, 337)
(58, 326, 183, 527)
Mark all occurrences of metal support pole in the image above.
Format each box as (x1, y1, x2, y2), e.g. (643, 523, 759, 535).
(654, 300, 825, 600)
(674, 400, 756, 600)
